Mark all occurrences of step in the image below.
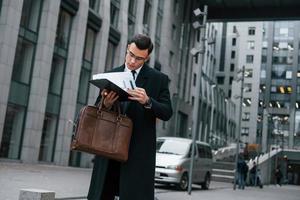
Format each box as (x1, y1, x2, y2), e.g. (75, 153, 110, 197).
(212, 168, 235, 177)
(211, 174, 234, 183)
(212, 161, 235, 170)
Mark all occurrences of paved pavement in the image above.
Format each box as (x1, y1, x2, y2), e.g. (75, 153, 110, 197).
(1, 161, 299, 200)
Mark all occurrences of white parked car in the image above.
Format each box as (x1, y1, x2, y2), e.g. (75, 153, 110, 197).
(155, 137, 213, 190)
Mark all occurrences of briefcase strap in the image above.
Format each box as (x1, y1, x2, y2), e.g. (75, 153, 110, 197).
(97, 97, 121, 114)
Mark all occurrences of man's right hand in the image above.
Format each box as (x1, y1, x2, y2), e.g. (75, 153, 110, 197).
(101, 89, 119, 108)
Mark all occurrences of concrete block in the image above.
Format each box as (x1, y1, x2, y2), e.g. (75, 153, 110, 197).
(19, 189, 55, 200)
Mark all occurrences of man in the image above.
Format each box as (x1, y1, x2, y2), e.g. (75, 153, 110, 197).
(87, 34, 173, 200)
(249, 161, 257, 186)
(237, 155, 247, 189)
(275, 166, 283, 186)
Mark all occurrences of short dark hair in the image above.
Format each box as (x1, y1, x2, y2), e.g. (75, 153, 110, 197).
(128, 34, 153, 55)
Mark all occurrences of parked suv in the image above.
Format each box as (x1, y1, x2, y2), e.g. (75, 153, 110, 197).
(155, 137, 212, 190)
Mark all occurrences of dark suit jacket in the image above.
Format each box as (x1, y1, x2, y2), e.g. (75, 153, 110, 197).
(87, 64, 173, 200)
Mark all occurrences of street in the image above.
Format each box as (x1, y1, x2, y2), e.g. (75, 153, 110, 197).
(155, 183, 300, 200)
(0, 161, 299, 200)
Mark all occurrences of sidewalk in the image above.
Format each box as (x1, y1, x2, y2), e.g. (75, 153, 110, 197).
(1, 161, 299, 200)
(0, 161, 91, 200)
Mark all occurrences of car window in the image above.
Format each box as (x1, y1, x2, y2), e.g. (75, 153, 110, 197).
(205, 146, 213, 158)
(198, 145, 206, 158)
(187, 144, 198, 158)
(156, 140, 164, 151)
(197, 144, 212, 158)
(157, 139, 190, 155)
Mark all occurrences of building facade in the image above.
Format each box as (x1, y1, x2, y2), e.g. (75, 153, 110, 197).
(229, 22, 263, 145)
(259, 21, 300, 152)
(0, 0, 235, 167)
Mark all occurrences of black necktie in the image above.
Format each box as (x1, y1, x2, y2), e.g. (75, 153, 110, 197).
(131, 70, 136, 81)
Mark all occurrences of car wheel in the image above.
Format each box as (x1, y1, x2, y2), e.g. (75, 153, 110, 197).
(201, 173, 210, 190)
(178, 173, 189, 191)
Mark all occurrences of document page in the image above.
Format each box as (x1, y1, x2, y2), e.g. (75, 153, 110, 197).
(89, 71, 136, 101)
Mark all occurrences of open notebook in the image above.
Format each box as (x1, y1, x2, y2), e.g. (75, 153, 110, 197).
(89, 71, 136, 101)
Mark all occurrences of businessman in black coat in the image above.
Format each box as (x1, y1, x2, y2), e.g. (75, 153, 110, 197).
(87, 34, 173, 200)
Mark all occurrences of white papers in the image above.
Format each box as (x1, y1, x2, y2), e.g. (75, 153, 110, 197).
(92, 71, 136, 91)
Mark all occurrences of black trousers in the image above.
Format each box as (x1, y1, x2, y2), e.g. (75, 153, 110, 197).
(101, 160, 120, 200)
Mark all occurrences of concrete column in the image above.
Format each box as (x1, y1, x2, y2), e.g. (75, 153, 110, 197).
(21, 0, 60, 162)
(0, 0, 23, 146)
(115, 0, 129, 66)
(134, 0, 145, 34)
(19, 189, 55, 200)
(54, 0, 89, 166)
(149, 0, 158, 67)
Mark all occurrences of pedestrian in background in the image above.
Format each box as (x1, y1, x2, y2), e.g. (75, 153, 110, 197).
(275, 166, 283, 186)
(237, 155, 248, 189)
(250, 161, 257, 186)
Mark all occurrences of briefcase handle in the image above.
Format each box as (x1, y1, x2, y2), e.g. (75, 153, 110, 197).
(97, 97, 121, 114)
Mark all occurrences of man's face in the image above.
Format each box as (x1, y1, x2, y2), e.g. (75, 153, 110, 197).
(125, 43, 149, 70)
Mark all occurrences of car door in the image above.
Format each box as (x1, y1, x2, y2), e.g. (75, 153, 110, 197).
(193, 144, 201, 182)
(197, 144, 206, 182)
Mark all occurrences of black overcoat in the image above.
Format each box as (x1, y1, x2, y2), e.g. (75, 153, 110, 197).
(87, 64, 173, 200)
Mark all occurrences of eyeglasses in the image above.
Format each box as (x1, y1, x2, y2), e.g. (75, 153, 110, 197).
(126, 50, 147, 62)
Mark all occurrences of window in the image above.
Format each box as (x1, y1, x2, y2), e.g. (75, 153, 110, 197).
(79, 28, 96, 104)
(39, 114, 58, 162)
(248, 27, 255, 35)
(247, 41, 255, 49)
(174, 0, 179, 16)
(195, 54, 198, 64)
(270, 85, 293, 94)
(143, 0, 152, 34)
(12, 38, 35, 84)
(128, 0, 137, 39)
(233, 25, 237, 33)
(110, 0, 120, 28)
(231, 51, 236, 59)
(20, 0, 43, 32)
(232, 38, 236, 46)
(83, 28, 96, 62)
(48, 55, 66, 95)
(105, 41, 117, 71)
(191, 96, 195, 106)
(217, 76, 225, 84)
(271, 65, 289, 79)
(230, 63, 235, 72)
(242, 112, 250, 121)
(246, 55, 254, 63)
(196, 29, 200, 42)
(155, 14, 162, 40)
(172, 24, 176, 40)
(89, 0, 100, 11)
(244, 83, 252, 92)
(193, 73, 196, 86)
(55, 9, 72, 50)
(279, 28, 289, 37)
(0, 104, 26, 159)
(262, 55, 267, 63)
(243, 98, 252, 107)
(245, 69, 253, 78)
(169, 51, 174, 67)
(229, 77, 233, 85)
(158, 0, 164, 11)
(241, 127, 249, 136)
(128, 0, 137, 15)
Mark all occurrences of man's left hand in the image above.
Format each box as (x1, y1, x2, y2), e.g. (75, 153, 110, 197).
(127, 87, 149, 105)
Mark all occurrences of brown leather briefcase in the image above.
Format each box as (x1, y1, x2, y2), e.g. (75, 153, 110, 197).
(71, 101, 133, 162)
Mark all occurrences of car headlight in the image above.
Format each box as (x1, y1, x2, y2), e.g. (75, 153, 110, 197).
(166, 165, 183, 172)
